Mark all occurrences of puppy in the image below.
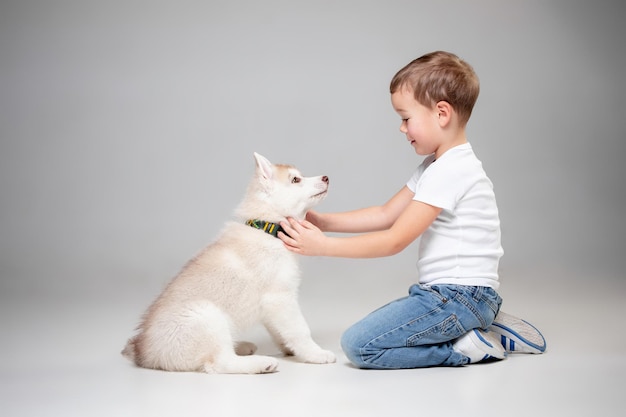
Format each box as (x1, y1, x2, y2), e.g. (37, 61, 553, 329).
(122, 153, 335, 374)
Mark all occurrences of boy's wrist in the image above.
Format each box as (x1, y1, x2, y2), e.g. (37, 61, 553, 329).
(311, 211, 327, 231)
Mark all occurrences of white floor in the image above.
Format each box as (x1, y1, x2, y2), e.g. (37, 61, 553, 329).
(1, 265, 624, 417)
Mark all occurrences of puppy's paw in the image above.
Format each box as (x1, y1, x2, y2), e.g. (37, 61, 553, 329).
(243, 355, 279, 374)
(259, 357, 280, 373)
(205, 355, 279, 374)
(300, 349, 336, 364)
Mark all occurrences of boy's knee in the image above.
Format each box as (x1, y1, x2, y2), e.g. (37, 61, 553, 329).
(340, 327, 366, 367)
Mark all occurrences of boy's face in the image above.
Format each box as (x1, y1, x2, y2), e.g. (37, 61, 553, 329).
(391, 88, 442, 157)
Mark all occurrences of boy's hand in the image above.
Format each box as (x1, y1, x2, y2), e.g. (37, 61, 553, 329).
(279, 217, 327, 256)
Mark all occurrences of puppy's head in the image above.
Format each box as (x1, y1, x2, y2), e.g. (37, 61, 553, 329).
(252, 152, 329, 220)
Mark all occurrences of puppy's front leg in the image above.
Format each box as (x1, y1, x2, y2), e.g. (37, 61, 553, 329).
(261, 292, 336, 364)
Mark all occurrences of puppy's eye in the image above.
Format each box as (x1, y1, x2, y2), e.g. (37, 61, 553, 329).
(291, 177, 301, 184)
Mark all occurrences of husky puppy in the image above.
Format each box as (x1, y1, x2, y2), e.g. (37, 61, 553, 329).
(122, 153, 335, 374)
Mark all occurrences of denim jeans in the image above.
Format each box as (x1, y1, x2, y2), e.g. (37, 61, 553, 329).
(340, 284, 502, 369)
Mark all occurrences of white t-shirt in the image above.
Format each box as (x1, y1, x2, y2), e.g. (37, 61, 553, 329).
(406, 143, 503, 289)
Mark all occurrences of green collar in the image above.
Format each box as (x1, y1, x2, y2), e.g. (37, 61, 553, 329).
(245, 219, 286, 238)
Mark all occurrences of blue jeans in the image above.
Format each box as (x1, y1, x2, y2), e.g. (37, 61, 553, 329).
(340, 284, 502, 369)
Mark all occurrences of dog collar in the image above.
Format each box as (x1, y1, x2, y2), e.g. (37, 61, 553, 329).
(245, 219, 286, 238)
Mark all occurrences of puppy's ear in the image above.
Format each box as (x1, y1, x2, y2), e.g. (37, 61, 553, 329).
(253, 152, 274, 180)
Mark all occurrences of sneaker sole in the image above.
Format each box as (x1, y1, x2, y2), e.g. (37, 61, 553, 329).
(490, 312, 546, 354)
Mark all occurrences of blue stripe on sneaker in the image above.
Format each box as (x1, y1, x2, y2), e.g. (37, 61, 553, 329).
(474, 329, 494, 348)
(499, 334, 520, 352)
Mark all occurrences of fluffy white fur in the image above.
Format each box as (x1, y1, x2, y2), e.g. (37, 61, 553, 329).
(122, 153, 335, 374)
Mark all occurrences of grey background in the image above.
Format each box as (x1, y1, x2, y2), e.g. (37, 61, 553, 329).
(0, 1, 626, 294)
(1, 1, 625, 416)
(2, 0, 624, 296)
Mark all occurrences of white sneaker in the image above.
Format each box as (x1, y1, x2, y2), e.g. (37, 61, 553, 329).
(452, 329, 507, 364)
(489, 311, 547, 354)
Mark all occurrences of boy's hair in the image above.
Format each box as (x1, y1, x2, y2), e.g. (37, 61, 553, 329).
(390, 51, 479, 125)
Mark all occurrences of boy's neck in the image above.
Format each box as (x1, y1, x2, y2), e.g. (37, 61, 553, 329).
(435, 129, 467, 159)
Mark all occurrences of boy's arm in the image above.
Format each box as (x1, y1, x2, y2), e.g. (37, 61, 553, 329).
(280, 199, 441, 258)
(308, 186, 415, 233)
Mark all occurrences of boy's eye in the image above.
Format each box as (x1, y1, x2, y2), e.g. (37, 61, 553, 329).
(291, 177, 301, 184)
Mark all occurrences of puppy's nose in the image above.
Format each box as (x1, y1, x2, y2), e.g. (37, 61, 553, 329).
(322, 176, 329, 183)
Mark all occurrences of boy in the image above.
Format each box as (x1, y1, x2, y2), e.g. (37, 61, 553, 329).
(279, 51, 545, 368)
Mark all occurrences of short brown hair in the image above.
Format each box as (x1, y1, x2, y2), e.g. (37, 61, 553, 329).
(390, 51, 480, 125)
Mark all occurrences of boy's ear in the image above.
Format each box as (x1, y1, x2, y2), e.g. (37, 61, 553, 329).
(436, 101, 453, 127)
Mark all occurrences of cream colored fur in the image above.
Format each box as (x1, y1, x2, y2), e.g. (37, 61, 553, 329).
(122, 153, 335, 374)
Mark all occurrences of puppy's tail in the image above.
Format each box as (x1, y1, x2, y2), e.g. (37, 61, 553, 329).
(121, 337, 138, 362)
